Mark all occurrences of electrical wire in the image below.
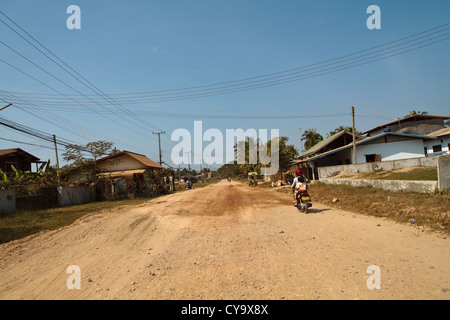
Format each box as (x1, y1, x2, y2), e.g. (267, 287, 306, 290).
(3, 22, 449, 105)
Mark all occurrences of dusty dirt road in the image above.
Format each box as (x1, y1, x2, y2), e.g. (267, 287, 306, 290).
(0, 180, 449, 300)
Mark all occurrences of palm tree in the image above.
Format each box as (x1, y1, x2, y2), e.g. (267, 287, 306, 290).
(301, 128, 323, 150)
(404, 110, 428, 118)
(327, 125, 363, 137)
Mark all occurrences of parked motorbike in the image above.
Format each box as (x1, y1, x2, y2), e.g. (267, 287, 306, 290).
(294, 181, 312, 213)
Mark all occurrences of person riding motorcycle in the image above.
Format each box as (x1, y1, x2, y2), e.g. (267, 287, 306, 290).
(291, 169, 308, 205)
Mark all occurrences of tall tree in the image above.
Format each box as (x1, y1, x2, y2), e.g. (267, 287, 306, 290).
(62, 141, 117, 181)
(301, 128, 323, 150)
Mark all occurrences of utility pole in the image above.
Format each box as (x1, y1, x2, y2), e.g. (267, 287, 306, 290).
(53, 135, 60, 169)
(0, 103, 12, 112)
(352, 106, 357, 164)
(186, 151, 191, 173)
(299, 128, 302, 152)
(152, 131, 165, 166)
(53, 134, 60, 186)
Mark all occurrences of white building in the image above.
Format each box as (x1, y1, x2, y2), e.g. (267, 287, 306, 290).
(425, 127, 450, 156)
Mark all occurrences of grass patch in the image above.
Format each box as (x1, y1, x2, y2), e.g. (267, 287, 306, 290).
(290, 182, 449, 234)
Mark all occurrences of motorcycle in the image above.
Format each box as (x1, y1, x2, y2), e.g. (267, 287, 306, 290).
(185, 181, 193, 190)
(293, 180, 312, 213)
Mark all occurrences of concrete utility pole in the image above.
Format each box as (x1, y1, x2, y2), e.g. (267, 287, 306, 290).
(352, 106, 357, 164)
(152, 131, 165, 166)
(53, 135, 60, 169)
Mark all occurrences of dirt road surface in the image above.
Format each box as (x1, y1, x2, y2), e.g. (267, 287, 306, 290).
(1, 180, 449, 300)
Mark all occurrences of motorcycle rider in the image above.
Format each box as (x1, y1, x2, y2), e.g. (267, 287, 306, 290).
(291, 169, 308, 206)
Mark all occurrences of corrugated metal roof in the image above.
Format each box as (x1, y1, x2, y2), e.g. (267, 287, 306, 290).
(363, 114, 449, 134)
(427, 127, 450, 137)
(298, 132, 436, 163)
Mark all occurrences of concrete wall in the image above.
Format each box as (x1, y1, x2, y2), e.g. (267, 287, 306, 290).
(321, 178, 438, 193)
(58, 186, 94, 207)
(0, 189, 15, 215)
(318, 155, 438, 179)
(438, 154, 450, 190)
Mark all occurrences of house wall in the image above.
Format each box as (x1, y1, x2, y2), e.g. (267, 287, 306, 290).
(356, 139, 425, 163)
(98, 155, 147, 172)
(368, 118, 447, 136)
(0, 155, 32, 173)
(424, 136, 450, 156)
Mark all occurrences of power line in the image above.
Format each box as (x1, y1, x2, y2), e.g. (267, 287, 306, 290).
(0, 115, 73, 148)
(0, 10, 167, 136)
(4, 22, 449, 105)
(0, 136, 55, 150)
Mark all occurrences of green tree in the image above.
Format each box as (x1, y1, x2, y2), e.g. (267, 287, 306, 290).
(62, 141, 117, 182)
(327, 125, 363, 137)
(301, 128, 323, 150)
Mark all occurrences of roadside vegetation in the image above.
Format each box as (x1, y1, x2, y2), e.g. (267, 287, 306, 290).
(276, 182, 449, 234)
(0, 179, 220, 244)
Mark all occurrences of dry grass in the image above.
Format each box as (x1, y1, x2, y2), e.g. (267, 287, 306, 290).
(303, 182, 449, 234)
(0, 180, 221, 244)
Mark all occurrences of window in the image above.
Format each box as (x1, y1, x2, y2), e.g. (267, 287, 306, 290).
(433, 145, 442, 153)
(365, 154, 381, 163)
(365, 154, 375, 163)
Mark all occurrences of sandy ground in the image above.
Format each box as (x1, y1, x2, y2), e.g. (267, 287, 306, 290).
(0, 180, 449, 300)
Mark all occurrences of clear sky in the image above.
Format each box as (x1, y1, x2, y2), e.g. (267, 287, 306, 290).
(0, 0, 449, 170)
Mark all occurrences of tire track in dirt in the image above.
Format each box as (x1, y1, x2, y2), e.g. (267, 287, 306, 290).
(1, 180, 449, 300)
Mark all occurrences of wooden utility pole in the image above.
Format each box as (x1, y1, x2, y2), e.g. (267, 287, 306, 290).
(352, 106, 357, 164)
(152, 131, 165, 166)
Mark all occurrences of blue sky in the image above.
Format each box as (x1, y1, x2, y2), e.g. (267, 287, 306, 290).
(0, 0, 449, 170)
